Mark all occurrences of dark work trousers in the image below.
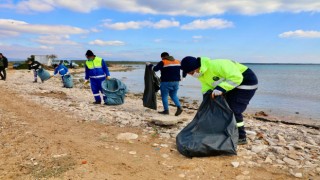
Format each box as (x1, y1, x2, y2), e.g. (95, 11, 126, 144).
(0, 67, 6, 80)
(225, 68, 258, 139)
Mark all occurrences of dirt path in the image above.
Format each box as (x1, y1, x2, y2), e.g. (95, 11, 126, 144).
(0, 84, 298, 179)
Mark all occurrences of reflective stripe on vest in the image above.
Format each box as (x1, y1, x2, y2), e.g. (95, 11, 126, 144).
(162, 59, 180, 68)
(86, 57, 103, 69)
(237, 84, 258, 90)
(212, 78, 225, 87)
(237, 122, 244, 127)
(226, 79, 239, 88)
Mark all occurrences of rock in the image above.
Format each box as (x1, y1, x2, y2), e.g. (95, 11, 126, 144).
(231, 162, 240, 168)
(242, 171, 250, 175)
(277, 134, 286, 145)
(152, 143, 159, 147)
(246, 130, 257, 135)
(272, 146, 286, 155)
(162, 154, 169, 158)
(251, 145, 268, 153)
(283, 157, 299, 166)
(160, 144, 169, 148)
(150, 116, 185, 126)
(265, 156, 273, 164)
(53, 153, 68, 158)
(129, 151, 136, 155)
(159, 133, 171, 139)
(305, 138, 317, 146)
(116, 132, 138, 140)
(294, 173, 303, 178)
(276, 159, 285, 164)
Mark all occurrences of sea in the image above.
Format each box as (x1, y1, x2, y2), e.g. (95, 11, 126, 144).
(109, 64, 320, 121)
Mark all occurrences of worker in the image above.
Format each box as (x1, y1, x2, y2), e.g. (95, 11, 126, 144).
(180, 56, 258, 145)
(147, 52, 183, 116)
(52, 63, 69, 87)
(84, 50, 111, 104)
(27, 60, 42, 83)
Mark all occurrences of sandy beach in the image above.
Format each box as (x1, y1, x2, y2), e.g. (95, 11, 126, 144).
(0, 67, 319, 179)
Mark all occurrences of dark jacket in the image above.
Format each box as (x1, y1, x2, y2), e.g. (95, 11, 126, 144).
(28, 61, 42, 70)
(151, 56, 181, 82)
(0, 56, 8, 68)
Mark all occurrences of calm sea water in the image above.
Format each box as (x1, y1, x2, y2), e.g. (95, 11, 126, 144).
(110, 64, 320, 121)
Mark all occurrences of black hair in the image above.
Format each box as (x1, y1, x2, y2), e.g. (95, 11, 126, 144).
(161, 52, 169, 58)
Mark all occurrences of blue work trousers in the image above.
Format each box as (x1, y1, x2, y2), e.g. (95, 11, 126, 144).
(90, 78, 105, 103)
(160, 81, 181, 111)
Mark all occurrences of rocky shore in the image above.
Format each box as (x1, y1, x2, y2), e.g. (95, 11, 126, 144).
(0, 68, 319, 179)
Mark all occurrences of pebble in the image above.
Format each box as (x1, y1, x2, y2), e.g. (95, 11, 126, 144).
(129, 151, 137, 155)
(283, 157, 299, 166)
(231, 162, 240, 168)
(116, 132, 138, 140)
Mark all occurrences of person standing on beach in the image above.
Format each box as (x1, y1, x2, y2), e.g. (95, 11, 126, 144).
(147, 52, 183, 116)
(180, 56, 258, 145)
(84, 50, 111, 104)
(0, 53, 8, 81)
(52, 63, 69, 87)
(27, 60, 42, 83)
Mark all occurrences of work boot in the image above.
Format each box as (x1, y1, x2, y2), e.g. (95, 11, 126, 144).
(238, 138, 248, 145)
(158, 110, 169, 115)
(175, 107, 183, 116)
(92, 101, 101, 105)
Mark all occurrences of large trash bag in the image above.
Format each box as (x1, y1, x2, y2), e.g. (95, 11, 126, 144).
(63, 74, 73, 88)
(101, 78, 128, 105)
(176, 92, 238, 157)
(37, 68, 51, 81)
(143, 65, 160, 110)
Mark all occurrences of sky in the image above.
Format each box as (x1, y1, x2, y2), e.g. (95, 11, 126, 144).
(0, 0, 320, 63)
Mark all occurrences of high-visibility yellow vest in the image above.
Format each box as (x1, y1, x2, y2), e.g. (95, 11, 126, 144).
(86, 57, 103, 69)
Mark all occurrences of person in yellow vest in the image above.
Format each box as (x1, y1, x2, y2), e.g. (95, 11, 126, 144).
(180, 56, 258, 145)
(84, 50, 111, 104)
(147, 52, 183, 116)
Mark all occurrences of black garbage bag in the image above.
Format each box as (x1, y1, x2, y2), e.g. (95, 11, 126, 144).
(176, 92, 238, 157)
(143, 65, 160, 110)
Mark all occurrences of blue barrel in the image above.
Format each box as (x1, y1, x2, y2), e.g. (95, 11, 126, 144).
(63, 74, 73, 88)
(37, 68, 51, 81)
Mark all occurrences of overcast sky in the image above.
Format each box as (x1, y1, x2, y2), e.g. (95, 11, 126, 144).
(0, 0, 320, 63)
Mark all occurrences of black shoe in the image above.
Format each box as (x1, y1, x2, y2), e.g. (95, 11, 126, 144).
(92, 101, 101, 105)
(158, 110, 169, 115)
(175, 107, 183, 116)
(33, 80, 37, 83)
(238, 138, 248, 145)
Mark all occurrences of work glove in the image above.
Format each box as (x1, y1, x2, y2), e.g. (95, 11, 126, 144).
(181, 78, 186, 81)
(146, 62, 151, 65)
(5, 68, 8, 70)
(84, 80, 89, 85)
(211, 89, 223, 99)
(106, 76, 111, 80)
